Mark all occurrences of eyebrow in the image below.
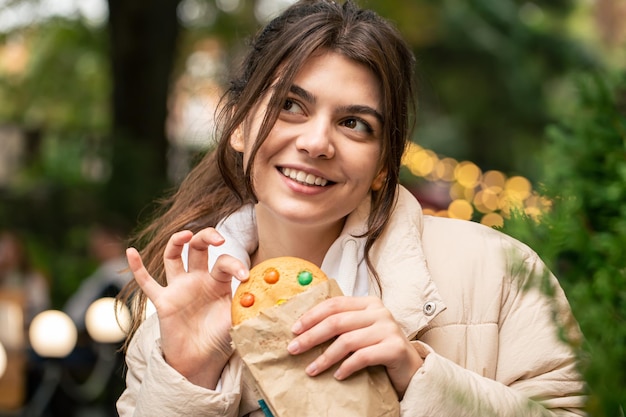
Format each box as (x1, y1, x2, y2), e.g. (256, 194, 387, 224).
(289, 84, 384, 125)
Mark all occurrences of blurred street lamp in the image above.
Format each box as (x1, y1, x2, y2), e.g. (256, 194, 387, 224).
(23, 310, 78, 417)
(21, 298, 130, 417)
(29, 310, 78, 358)
(85, 297, 130, 344)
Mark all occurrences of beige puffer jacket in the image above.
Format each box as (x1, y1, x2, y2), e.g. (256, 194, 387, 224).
(117, 186, 587, 416)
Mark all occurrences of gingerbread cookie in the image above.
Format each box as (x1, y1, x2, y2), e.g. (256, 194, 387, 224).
(231, 256, 329, 326)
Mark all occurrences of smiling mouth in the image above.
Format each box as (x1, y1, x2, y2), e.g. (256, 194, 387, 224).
(280, 167, 329, 187)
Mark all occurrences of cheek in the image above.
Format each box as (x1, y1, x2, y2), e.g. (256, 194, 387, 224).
(247, 144, 272, 185)
(358, 149, 384, 181)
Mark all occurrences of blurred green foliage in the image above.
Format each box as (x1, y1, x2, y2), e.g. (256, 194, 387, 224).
(502, 69, 626, 416)
(402, 0, 599, 176)
(0, 17, 111, 303)
(0, 19, 109, 131)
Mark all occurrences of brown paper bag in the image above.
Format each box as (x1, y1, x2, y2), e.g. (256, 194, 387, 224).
(230, 279, 400, 417)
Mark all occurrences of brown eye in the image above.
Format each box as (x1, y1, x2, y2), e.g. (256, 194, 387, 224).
(344, 119, 357, 129)
(341, 117, 372, 133)
(282, 98, 303, 114)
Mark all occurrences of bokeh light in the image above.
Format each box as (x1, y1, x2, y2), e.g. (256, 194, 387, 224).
(85, 297, 131, 344)
(448, 199, 473, 220)
(29, 310, 77, 358)
(402, 143, 547, 226)
(455, 161, 482, 189)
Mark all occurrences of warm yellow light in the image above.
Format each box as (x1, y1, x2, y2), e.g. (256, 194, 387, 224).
(0, 341, 6, 379)
(448, 199, 473, 220)
(435, 209, 449, 217)
(0, 40, 29, 75)
(455, 162, 482, 188)
(403, 144, 438, 177)
(473, 194, 488, 214)
(524, 206, 543, 221)
(474, 189, 500, 213)
(482, 170, 506, 193)
(449, 182, 475, 202)
(434, 157, 458, 182)
(498, 194, 513, 215)
(402, 145, 540, 225)
(504, 176, 532, 201)
(481, 212, 504, 228)
(85, 297, 131, 344)
(500, 190, 526, 213)
(524, 193, 551, 214)
(29, 310, 77, 358)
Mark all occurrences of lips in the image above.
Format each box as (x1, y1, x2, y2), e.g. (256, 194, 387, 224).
(280, 167, 329, 186)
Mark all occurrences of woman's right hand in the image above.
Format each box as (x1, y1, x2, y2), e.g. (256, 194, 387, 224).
(126, 228, 249, 389)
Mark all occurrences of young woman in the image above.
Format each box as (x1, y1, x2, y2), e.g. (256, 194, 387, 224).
(116, 1, 587, 415)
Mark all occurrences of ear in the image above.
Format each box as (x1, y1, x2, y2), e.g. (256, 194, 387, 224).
(371, 168, 387, 191)
(230, 125, 244, 152)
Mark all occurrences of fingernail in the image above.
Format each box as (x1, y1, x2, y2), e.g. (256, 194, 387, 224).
(333, 369, 344, 380)
(238, 269, 248, 279)
(291, 321, 302, 334)
(287, 340, 300, 354)
(305, 362, 318, 376)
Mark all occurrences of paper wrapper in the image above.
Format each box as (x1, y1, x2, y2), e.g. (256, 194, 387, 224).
(230, 279, 400, 417)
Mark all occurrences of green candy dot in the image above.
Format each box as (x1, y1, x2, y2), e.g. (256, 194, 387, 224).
(297, 270, 313, 286)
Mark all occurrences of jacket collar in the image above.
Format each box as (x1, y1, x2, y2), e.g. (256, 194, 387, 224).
(370, 186, 447, 339)
(212, 186, 446, 340)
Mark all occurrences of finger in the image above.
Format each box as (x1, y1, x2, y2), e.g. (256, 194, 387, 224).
(211, 254, 249, 284)
(292, 296, 374, 335)
(187, 228, 225, 272)
(163, 230, 193, 279)
(334, 333, 417, 383)
(303, 326, 372, 377)
(127, 247, 163, 303)
(306, 321, 404, 378)
(332, 344, 387, 380)
(288, 308, 378, 355)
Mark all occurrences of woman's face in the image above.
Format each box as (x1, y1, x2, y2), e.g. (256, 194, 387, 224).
(232, 51, 386, 232)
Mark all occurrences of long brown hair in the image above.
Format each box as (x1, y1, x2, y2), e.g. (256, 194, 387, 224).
(118, 0, 416, 346)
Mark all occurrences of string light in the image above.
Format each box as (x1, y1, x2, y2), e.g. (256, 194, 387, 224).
(448, 199, 473, 220)
(402, 143, 546, 225)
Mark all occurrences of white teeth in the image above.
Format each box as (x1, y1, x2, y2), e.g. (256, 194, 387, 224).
(282, 168, 328, 186)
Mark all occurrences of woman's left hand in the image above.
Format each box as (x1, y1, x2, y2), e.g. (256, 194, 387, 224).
(287, 296, 424, 398)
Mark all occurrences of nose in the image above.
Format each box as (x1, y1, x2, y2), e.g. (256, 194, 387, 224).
(295, 117, 335, 159)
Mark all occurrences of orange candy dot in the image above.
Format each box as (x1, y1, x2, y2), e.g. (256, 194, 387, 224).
(240, 292, 255, 308)
(264, 268, 280, 284)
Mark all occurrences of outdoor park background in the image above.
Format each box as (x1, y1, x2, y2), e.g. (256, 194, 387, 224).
(0, 0, 624, 415)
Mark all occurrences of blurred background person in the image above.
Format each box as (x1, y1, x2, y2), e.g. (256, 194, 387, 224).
(0, 229, 50, 326)
(63, 222, 132, 331)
